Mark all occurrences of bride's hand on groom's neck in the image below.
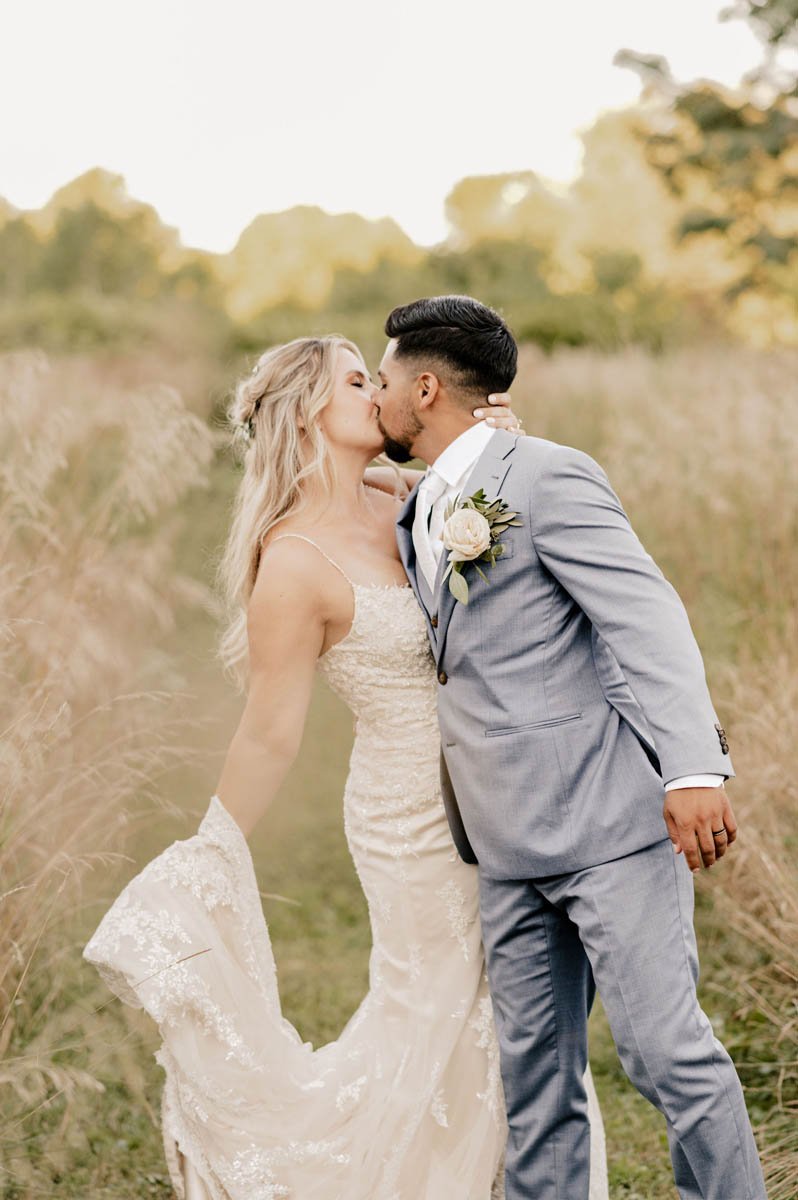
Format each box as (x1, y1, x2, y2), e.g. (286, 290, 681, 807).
(472, 392, 525, 433)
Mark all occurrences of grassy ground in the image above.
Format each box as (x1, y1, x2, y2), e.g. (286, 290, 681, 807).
(3, 342, 796, 1198)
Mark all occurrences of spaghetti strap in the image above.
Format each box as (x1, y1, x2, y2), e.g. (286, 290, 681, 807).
(268, 533, 355, 588)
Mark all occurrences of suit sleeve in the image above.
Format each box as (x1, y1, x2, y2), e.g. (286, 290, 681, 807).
(528, 444, 733, 785)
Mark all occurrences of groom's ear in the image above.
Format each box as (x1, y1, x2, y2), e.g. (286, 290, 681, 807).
(416, 371, 441, 411)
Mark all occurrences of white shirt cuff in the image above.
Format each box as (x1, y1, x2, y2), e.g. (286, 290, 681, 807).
(664, 773, 725, 791)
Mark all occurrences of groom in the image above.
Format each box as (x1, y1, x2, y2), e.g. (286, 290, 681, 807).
(375, 295, 766, 1200)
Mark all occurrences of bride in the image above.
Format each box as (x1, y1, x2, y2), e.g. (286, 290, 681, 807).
(83, 334, 609, 1199)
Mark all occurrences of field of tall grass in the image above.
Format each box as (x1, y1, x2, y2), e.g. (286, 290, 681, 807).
(1, 342, 796, 1199)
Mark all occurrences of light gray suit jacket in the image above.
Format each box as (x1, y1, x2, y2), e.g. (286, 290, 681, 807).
(396, 428, 733, 879)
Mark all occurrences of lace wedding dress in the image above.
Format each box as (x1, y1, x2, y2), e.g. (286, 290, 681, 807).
(83, 534, 609, 1200)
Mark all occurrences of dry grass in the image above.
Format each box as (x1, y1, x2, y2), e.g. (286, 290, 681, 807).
(512, 343, 798, 1197)
(515, 342, 798, 663)
(0, 350, 218, 1193)
(706, 656, 798, 1200)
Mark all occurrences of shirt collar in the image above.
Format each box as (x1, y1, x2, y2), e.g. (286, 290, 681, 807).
(429, 421, 496, 488)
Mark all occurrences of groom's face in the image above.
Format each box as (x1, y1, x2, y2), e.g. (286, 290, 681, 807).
(375, 340, 424, 463)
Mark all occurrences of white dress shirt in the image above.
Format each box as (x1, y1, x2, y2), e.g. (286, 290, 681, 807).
(412, 421, 496, 593)
(414, 421, 724, 794)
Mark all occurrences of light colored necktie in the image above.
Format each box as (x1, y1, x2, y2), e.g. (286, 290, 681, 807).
(427, 482, 453, 578)
(412, 469, 448, 592)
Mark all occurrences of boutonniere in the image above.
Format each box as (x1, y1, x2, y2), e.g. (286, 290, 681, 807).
(441, 488, 522, 605)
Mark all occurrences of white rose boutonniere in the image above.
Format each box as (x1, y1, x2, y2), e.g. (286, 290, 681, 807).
(441, 488, 522, 605)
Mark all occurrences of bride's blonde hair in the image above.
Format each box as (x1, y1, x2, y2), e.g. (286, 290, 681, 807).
(216, 334, 365, 689)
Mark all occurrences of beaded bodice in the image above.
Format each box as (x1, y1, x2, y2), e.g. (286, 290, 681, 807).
(268, 535, 441, 812)
(318, 582, 437, 727)
(318, 582, 442, 814)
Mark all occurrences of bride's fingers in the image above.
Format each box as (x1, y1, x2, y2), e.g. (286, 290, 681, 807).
(473, 394, 522, 431)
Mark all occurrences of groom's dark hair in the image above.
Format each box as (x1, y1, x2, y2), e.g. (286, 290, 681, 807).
(384, 295, 517, 401)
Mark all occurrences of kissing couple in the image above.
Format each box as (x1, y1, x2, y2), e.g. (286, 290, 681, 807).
(85, 295, 766, 1199)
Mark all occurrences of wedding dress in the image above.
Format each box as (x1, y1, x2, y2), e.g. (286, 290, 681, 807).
(83, 533, 609, 1200)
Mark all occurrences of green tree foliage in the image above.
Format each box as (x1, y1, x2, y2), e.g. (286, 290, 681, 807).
(236, 238, 687, 363)
(0, 180, 231, 354)
(0, 155, 717, 359)
(592, 251, 643, 294)
(29, 201, 222, 305)
(0, 218, 42, 298)
(616, 2, 798, 301)
(221, 207, 422, 320)
(34, 202, 165, 296)
(445, 172, 569, 252)
(723, 0, 798, 84)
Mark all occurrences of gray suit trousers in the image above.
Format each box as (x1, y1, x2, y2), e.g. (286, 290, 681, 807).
(478, 838, 767, 1200)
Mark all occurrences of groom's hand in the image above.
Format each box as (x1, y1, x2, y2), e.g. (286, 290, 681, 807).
(664, 786, 739, 872)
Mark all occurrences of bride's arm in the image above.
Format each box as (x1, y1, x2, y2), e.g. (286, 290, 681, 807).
(364, 463, 419, 498)
(213, 543, 327, 838)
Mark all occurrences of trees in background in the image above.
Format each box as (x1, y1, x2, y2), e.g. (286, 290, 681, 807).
(220, 207, 422, 321)
(2, 3, 797, 359)
(0, 170, 230, 354)
(616, 0, 798, 343)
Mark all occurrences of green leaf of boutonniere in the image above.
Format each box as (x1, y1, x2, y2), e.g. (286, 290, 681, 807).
(449, 566, 469, 604)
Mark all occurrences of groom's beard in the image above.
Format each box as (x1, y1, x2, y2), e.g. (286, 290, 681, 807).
(377, 410, 422, 464)
(382, 435, 413, 464)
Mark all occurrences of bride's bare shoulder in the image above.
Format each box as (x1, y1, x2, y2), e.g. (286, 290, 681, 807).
(245, 536, 332, 668)
(252, 535, 330, 614)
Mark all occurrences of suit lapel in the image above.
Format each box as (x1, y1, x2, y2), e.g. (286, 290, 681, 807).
(435, 429, 521, 659)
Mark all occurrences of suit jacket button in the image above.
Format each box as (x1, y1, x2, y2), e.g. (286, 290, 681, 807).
(430, 615, 438, 628)
(438, 671, 448, 685)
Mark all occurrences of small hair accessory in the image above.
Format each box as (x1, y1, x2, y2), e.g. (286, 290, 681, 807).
(233, 414, 255, 443)
(240, 397, 261, 441)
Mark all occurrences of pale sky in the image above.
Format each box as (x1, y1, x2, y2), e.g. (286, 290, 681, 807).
(1, 0, 759, 251)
